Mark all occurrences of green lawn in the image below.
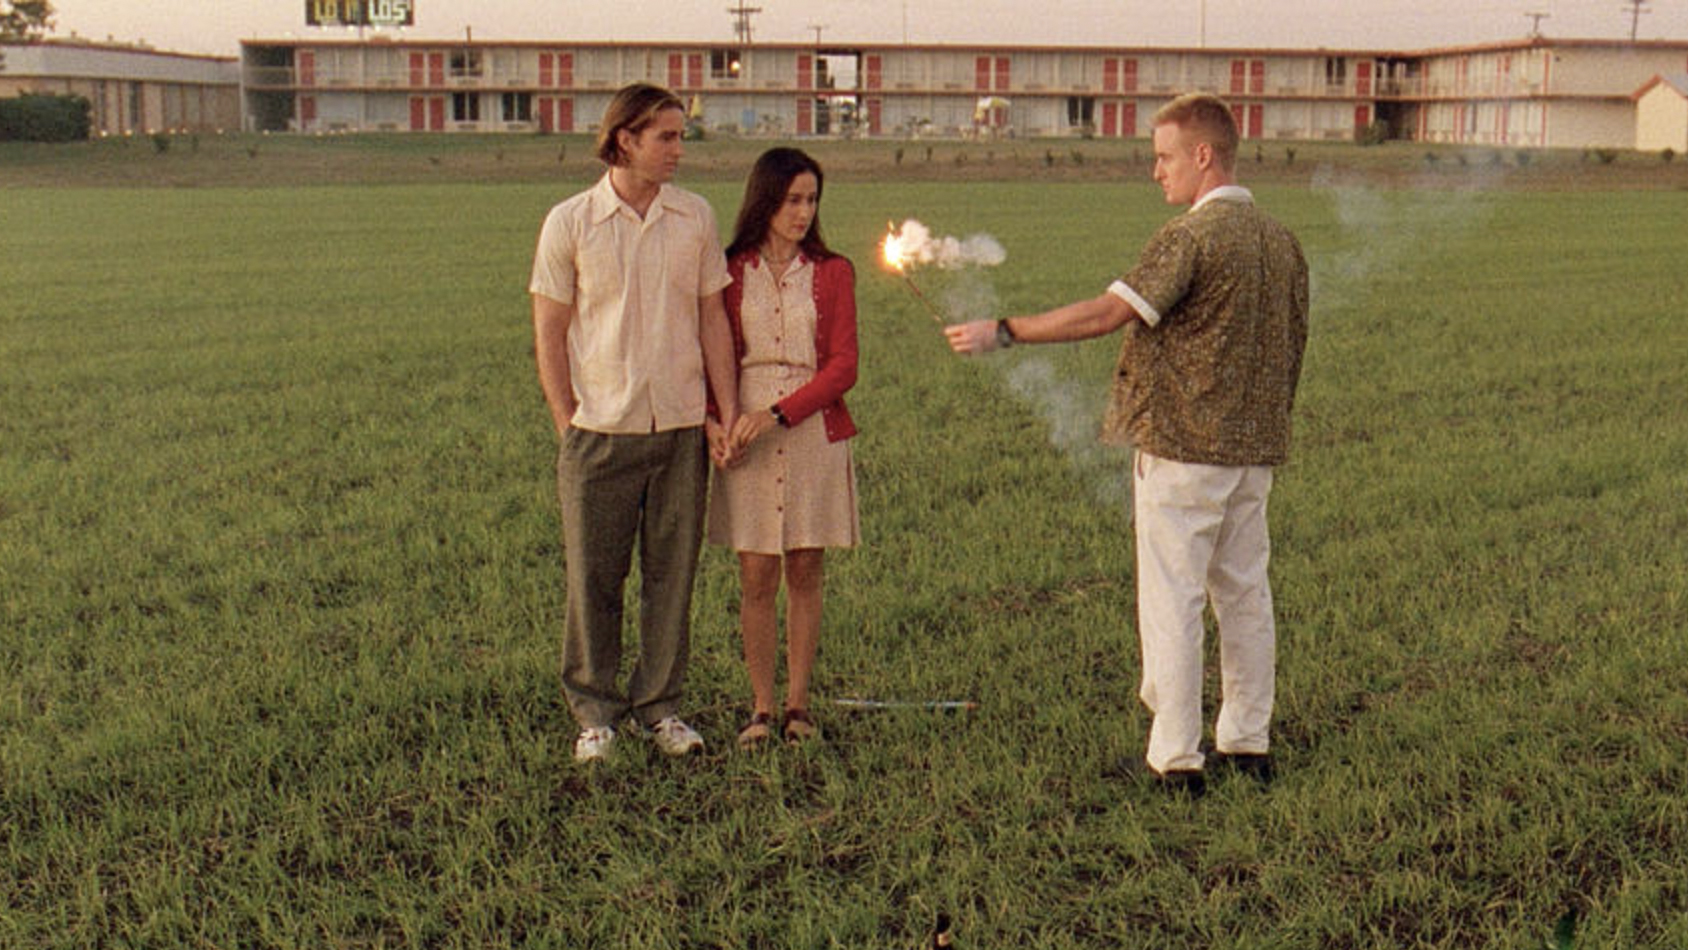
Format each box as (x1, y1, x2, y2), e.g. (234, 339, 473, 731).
(2, 161, 1686, 947)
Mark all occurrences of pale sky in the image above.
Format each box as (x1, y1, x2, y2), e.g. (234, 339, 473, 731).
(44, 0, 1688, 59)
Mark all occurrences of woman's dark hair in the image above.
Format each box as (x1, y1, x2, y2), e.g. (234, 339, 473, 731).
(726, 147, 833, 260)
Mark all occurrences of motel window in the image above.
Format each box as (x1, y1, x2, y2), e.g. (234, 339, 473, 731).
(501, 92, 532, 122)
(452, 92, 480, 122)
(710, 49, 742, 80)
(449, 49, 484, 79)
(1324, 57, 1347, 90)
(1066, 96, 1095, 129)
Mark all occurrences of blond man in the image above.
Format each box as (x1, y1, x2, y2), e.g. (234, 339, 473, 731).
(946, 93, 1309, 795)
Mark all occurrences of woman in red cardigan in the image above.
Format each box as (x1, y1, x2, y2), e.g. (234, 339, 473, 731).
(708, 148, 861, 747)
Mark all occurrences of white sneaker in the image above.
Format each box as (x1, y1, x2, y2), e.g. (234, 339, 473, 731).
(648, 716, 705, 756)
(573, 726, 615, 762)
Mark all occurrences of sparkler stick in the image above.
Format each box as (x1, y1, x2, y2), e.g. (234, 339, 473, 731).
(832, 698, 980, 711)
(897, 272, 946, 324)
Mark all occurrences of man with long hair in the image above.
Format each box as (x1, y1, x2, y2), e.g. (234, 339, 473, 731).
(529, 83, 740, 762)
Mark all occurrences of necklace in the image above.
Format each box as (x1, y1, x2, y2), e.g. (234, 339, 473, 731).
(761, 247, 798, 269)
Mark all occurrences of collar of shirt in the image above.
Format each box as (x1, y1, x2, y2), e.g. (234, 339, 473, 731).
(1192, 184, 1254, 212)
(585, 172, 696, 226)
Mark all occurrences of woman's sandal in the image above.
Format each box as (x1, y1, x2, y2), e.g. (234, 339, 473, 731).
(782, 708, 818, 744)
(737, 712, 775, 749)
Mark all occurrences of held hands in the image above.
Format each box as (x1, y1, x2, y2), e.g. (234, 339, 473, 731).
(944, 319, 1001, 355)
(706, 415, 737, 468)
(730, 408, 780, 456)
(710, 407, 781, 468)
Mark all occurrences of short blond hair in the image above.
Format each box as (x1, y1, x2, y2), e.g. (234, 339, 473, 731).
(596, 83, 684, 166)
(1154, 93, 1239, 171)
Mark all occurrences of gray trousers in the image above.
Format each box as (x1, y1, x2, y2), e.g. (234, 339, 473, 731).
(557, 426, 708, 730)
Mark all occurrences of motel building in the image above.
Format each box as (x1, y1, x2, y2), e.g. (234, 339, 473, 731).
(235, 34, 1688, 150)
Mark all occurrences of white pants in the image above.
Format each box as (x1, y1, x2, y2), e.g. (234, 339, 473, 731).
(1133, 451, 1276, 773)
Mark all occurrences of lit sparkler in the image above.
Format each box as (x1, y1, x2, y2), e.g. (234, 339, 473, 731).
(880, 220, 947, 324)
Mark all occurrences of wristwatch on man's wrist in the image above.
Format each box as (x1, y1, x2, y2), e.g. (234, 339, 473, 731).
(995, 319, 1017, 349)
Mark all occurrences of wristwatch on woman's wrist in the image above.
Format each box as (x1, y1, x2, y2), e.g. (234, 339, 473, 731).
(769, 404, 790, 427)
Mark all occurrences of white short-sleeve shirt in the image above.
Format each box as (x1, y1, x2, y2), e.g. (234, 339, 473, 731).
(529, 174, 732, 434)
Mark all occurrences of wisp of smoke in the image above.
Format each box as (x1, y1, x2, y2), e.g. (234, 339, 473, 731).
(1308, 164, 1498, 315)
(892, 218, 1008, 270)
(1005, 358, 1130, 508)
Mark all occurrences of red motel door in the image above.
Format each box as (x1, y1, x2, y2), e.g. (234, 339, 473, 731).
(537, 97, 574, 133)
(297, 50, 316, 87)
(1102, 101, 1118, 136)
(994, 57, 1010, 91)
(1103, 59, 1118, 93)
(1230, 61, 1246, 95)
(797, 54, 813, 90)
(1354, 104, 1371, 137)
(687, 54, 704, 88)
(1356, 61, 1373, 96)
(797, 98, 813, 135)
(1122, 59, 1137, 92)
(410, 96, 446, 131)
(866, 97, 882, 136)
(540, 54, 553, 87)
(865, 55, 882, 90)
(409, 52, 424, 86)
(668, 54, 684, 90)
(1248, 103, 1263, 138)
(1250, 60, 1265, 94)
(975, 56, 992, 92)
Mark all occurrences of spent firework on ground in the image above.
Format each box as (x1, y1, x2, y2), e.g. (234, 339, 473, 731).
(879, 218, 1007, 324)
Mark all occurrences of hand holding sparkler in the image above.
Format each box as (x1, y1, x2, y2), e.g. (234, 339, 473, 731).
(943, 318, 1006, 355)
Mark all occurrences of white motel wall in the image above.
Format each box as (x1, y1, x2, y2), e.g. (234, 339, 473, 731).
(231, 35, 1688, 149)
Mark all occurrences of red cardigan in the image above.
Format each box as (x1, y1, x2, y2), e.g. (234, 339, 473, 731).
(722, 249, 859, 442)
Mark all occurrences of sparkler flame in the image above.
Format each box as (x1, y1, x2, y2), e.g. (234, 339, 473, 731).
(881, 220, 916, 272)
(881, 220, 946, 323)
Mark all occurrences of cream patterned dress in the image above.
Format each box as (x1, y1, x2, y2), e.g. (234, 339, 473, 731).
(708, 257, 861, 554)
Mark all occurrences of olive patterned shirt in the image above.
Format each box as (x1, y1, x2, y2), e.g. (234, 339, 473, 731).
(1101, 187, 1309, 467)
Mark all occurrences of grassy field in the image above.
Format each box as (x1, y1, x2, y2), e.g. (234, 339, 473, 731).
(3, 139, 1687, 948)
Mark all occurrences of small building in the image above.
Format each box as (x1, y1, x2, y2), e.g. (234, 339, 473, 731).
(1633, 73, 1688, 152)
(0, 37, 239, 135)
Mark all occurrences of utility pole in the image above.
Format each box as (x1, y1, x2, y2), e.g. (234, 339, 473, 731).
(1621, 0, 1650, 41)
(1524, 11, 1549, 38)
(807, 23, 826, 46)
(727, 0, 762, 45)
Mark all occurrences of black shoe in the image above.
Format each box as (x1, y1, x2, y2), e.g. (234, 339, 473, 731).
(1212, 751, 1274, 785)
(1105, 757, 1207, 799)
